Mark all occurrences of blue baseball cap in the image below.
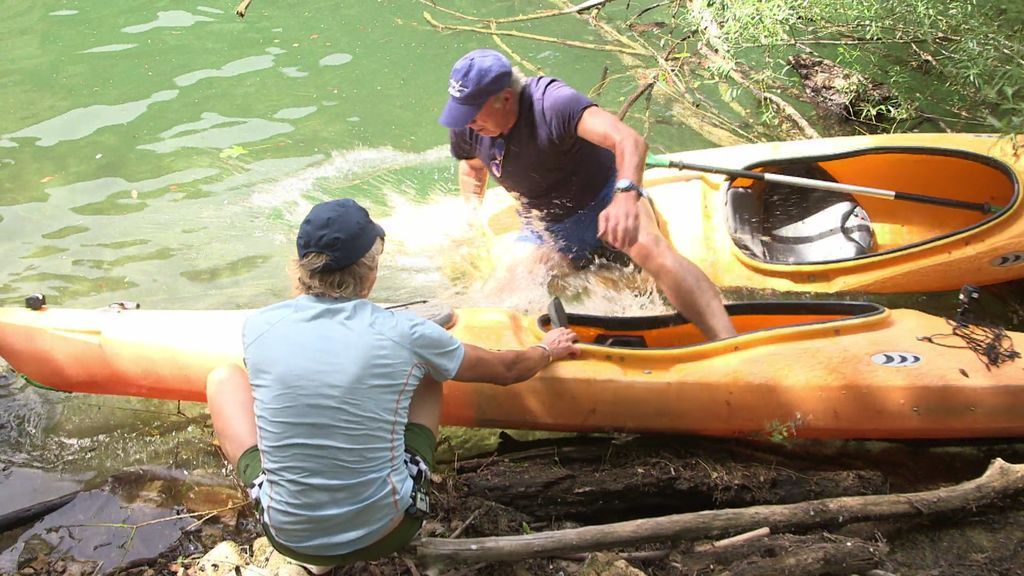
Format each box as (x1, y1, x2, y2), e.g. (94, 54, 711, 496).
(296, 199, 385, 271)
(438, 49, 512, 129)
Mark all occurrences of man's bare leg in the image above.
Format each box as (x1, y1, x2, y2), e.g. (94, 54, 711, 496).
(624, 199, 737, 340)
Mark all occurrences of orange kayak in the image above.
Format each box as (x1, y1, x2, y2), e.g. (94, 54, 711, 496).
(481, 133, 1024, 293)
(2, 299, 1022, 439)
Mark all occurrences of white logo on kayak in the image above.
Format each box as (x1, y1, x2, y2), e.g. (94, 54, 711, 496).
(871, 352, 922, 367)
(991, 252, 1024, 267)
(448, 79, 467, 98)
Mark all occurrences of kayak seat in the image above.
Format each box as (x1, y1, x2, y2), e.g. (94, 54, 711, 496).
(725, 163, 875, 264)
(593, 334, 649, 348)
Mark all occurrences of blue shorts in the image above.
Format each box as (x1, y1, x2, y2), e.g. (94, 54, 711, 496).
(518, 178, 617, 266)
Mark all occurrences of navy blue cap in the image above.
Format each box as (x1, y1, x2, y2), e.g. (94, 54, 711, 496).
(296, 199, 385, 271)
(438, 49, 512, 129)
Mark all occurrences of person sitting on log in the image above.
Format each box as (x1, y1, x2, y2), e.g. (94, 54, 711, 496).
(206, 198, 580, 571)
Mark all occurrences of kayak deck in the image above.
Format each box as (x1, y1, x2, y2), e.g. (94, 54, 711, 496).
(2, 299, 1023, 438)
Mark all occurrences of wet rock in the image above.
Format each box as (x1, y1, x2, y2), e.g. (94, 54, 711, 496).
(62, 559, 101, 576)
(16, 538, 53, 569)
(191, 541, 251, 576)
(184, 485, 245, 526)
(251, 536, 276, 567)
(0, 487, 192, 575)
(189, 537, 334, 576)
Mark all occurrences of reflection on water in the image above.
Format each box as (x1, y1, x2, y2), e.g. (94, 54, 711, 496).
(80, 44, 137, 54)
(173, 54, 276, 88)
(5, 90, 179, 147)
(0, 468, 228, 575)
(121, 10, 214, 34)
(140, 112, 293, 153)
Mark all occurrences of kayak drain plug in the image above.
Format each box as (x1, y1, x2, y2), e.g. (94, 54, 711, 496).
(25, 293, 46, 310)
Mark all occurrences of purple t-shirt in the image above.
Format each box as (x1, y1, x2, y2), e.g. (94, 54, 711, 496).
(449, 77, 616, 223)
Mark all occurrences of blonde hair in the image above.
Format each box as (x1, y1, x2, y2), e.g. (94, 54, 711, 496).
(292, 237, 383, 299)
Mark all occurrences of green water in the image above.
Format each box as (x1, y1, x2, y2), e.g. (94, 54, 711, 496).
(0, 2, 718, 482)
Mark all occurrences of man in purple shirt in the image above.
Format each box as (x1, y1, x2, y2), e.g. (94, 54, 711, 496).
(440, 49, 736, 341)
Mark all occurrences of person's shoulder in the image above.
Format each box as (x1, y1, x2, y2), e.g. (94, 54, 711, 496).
(529, 76, 591, 109)
(243, 298, 302, 342)
(528, 76, 580, 95)
(248, 298, 296, 321)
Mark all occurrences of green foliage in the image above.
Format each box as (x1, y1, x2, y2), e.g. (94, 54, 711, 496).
(764, 419, 796, 443)
(690, 0, 1023, 132)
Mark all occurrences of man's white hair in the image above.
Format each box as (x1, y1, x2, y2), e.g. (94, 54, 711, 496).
(509, 67, 528, 94)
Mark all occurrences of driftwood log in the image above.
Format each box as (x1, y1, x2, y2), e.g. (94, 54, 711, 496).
(417, 458, 1023, 565)
(0, 491, 79, 533)
(679, 533, 887, 576)
(460, 453, 888, 523)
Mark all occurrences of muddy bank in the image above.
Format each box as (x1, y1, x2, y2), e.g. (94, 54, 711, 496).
(4, 433, 1023, 575)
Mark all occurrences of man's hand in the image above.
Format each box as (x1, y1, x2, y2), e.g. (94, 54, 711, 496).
(458, 158, 489, 204)
(542, 327, 581, 360)
(597, 192, 642, 251)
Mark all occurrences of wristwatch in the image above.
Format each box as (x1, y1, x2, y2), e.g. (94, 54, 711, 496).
(614, 178, 646, 198)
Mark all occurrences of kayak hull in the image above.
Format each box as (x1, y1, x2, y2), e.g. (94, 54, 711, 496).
(2, 302, 1023, 439)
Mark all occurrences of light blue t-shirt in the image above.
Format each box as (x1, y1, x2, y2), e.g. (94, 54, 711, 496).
(242, 295, 464, 555)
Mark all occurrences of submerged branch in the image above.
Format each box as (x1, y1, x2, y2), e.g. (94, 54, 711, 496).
(235, 0, 252, 18)
(685, 0, 819, 139)
(422, 12, 649, 57)
(617, 80, 656, 119)
(418, 0, 611, 25)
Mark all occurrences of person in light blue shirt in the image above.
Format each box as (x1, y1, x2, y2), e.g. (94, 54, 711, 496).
(206, 198, 579, 570)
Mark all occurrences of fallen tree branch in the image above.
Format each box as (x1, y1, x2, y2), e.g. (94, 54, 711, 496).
(416, 458, 1023, 564)
(559, 0, 752, 143)
(692, 526, 771, 552)
(418, 0, 611, 25)
(235, 0, 252, 18)
(684, 0, 820, 139)
(0, 490, 79, 532)
(422, 12, 649, 57)
(617, 80, 655, 119)
(491, 33, 544, 75)
(716, 534, 884, 576)
(698, 45, 820, 139)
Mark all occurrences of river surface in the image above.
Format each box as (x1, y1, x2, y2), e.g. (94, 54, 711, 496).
(0, 1, 720, 497)
(1, 1, 1021, 504)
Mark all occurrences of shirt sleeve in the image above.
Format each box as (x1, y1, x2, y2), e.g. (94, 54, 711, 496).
(407, 315, 465, 381)
(449, 128, 478, 161)
(538, 78, 598, 149)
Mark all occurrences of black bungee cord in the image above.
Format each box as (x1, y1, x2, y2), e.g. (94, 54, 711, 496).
(917, 285, 1021, 370)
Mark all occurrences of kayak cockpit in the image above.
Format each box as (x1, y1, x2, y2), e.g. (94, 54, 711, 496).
(726, 147, 1018, 265)
(538, 299, 887, 350)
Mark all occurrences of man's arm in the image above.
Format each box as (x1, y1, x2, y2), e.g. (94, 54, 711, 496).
(458, 158, 490, 202)
(576, 106, 649, 250)
(453, 327, 580, 386)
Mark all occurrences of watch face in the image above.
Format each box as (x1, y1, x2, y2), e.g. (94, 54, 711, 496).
(615, 178, 636, 191)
